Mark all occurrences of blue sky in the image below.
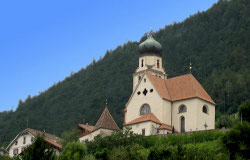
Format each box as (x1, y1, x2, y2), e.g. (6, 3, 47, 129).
(0, 0, 218, 112)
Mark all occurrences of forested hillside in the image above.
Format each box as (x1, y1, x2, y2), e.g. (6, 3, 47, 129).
(0, 0, 249, 143)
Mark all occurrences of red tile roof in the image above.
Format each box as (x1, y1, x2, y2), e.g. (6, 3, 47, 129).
(158, 124, 178, 132)
(78, 124, 95, 132)
(124, 113, 161, 126)
(146, 72, 215, 104)
(93, 107, 120, 131)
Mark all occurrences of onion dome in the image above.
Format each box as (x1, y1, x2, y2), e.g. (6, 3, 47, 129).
(139, 30, 162, 56)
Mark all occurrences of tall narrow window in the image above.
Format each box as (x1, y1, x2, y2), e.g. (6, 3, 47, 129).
(157, 59, 160, 68)
(138, 76, 141, 82)
(141, 59, 144, 67)
(23, 137, 26, 144)
(181, 116, 185, 133)
(142, 129, 145, 136)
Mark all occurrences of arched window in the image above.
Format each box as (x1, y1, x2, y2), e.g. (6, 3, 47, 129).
(141, 59, 144, 67)
(180, 116, 185, 133)
(179, 105, 187, 113)
(203, 105, 208, 114)
(140, 104, 151, 115)
(157, 59, 160, 68)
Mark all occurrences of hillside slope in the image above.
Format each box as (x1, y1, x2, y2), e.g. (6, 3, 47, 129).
(0, 0, 249, 143)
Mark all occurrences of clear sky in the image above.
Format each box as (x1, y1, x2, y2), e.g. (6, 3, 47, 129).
(0, 0, 218, 112)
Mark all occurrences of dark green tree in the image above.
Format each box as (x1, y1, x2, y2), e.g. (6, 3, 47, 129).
(17, 136, 56, 160)
(221, 121, 250, 159)
(238, 100, 250, 122)
(61, 128, 80, 147)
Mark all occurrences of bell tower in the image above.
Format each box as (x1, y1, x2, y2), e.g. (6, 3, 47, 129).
(133, 29, 166, 91)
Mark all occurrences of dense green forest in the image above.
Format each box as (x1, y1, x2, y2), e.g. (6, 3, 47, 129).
(0, 0, 249, 143)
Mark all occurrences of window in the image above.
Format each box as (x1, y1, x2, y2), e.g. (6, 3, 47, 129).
(179, 105, 187, 113)
(138, 76, 141, 82)
(23, 136, 26, 144)
(137, 91, 141, 95)
(140, 104, 151, 115)
(21, 147, 25, 152)
(144, 78, 146, 82)
(141, 59, 144, 67)
(181, 116, 185, 133)
(157, 59, 160, 68)
(13, 149, 18, 155)
(15, 141, 18, 145)
(203, 105, 208, 114)
(31, 137, 34, 142)
(143, 88, 148, 96)
(150, 89, 153, 93)
(142, 129, 145, 136)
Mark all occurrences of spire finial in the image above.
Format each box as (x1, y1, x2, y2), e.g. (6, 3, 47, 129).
(105, 99, 108, 107)
(189, 62, 192, 74)
(148, 27, 153, 38)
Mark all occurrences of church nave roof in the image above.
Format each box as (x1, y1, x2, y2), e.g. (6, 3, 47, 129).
(146, 72, 215, 105)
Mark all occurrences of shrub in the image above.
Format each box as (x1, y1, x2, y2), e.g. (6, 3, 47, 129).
(221, 121, 250, 159)
(0, 155, 12, 160)
(216, 115, 233, 129)
(60, 141, 87, 160)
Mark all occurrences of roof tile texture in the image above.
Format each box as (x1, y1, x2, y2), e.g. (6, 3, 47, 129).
(94, 107, 120, 131)
(124, 113, 161, 126)
(146, 72, 215, 104)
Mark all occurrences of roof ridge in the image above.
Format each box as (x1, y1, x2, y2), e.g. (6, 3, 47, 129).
(164, 77, 172, 100)
(189, 74, 197, 97)
(99, 107, 106, 128)
(105, 107, 120, 130)
(94, 107, 119, 131)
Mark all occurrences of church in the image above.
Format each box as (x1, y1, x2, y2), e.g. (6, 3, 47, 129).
(123, 31, 215, 135)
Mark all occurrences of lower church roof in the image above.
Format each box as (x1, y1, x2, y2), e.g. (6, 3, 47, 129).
(124, 113, 161, 126)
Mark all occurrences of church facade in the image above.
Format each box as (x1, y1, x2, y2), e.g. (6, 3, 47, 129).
(123, 32, 215, 135)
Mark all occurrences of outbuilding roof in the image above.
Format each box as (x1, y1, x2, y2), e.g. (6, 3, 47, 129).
(6, 128, 62, 150)
(93, 107, 120, 131)
(78, 124, 95, 132)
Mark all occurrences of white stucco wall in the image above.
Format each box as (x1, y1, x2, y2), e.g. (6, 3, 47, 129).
(8, 133, 33, 157)
(158, 129, 172, 134)
(172, 98, 215, 132)
(79, 129, 114, 142)
(126, 75, 172, 125)
(196, 99, 215, 130)
(124, 121, 160, 136)
(137, 55, 163, 72)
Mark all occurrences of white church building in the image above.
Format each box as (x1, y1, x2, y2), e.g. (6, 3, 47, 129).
(123, 31, 215, 135)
